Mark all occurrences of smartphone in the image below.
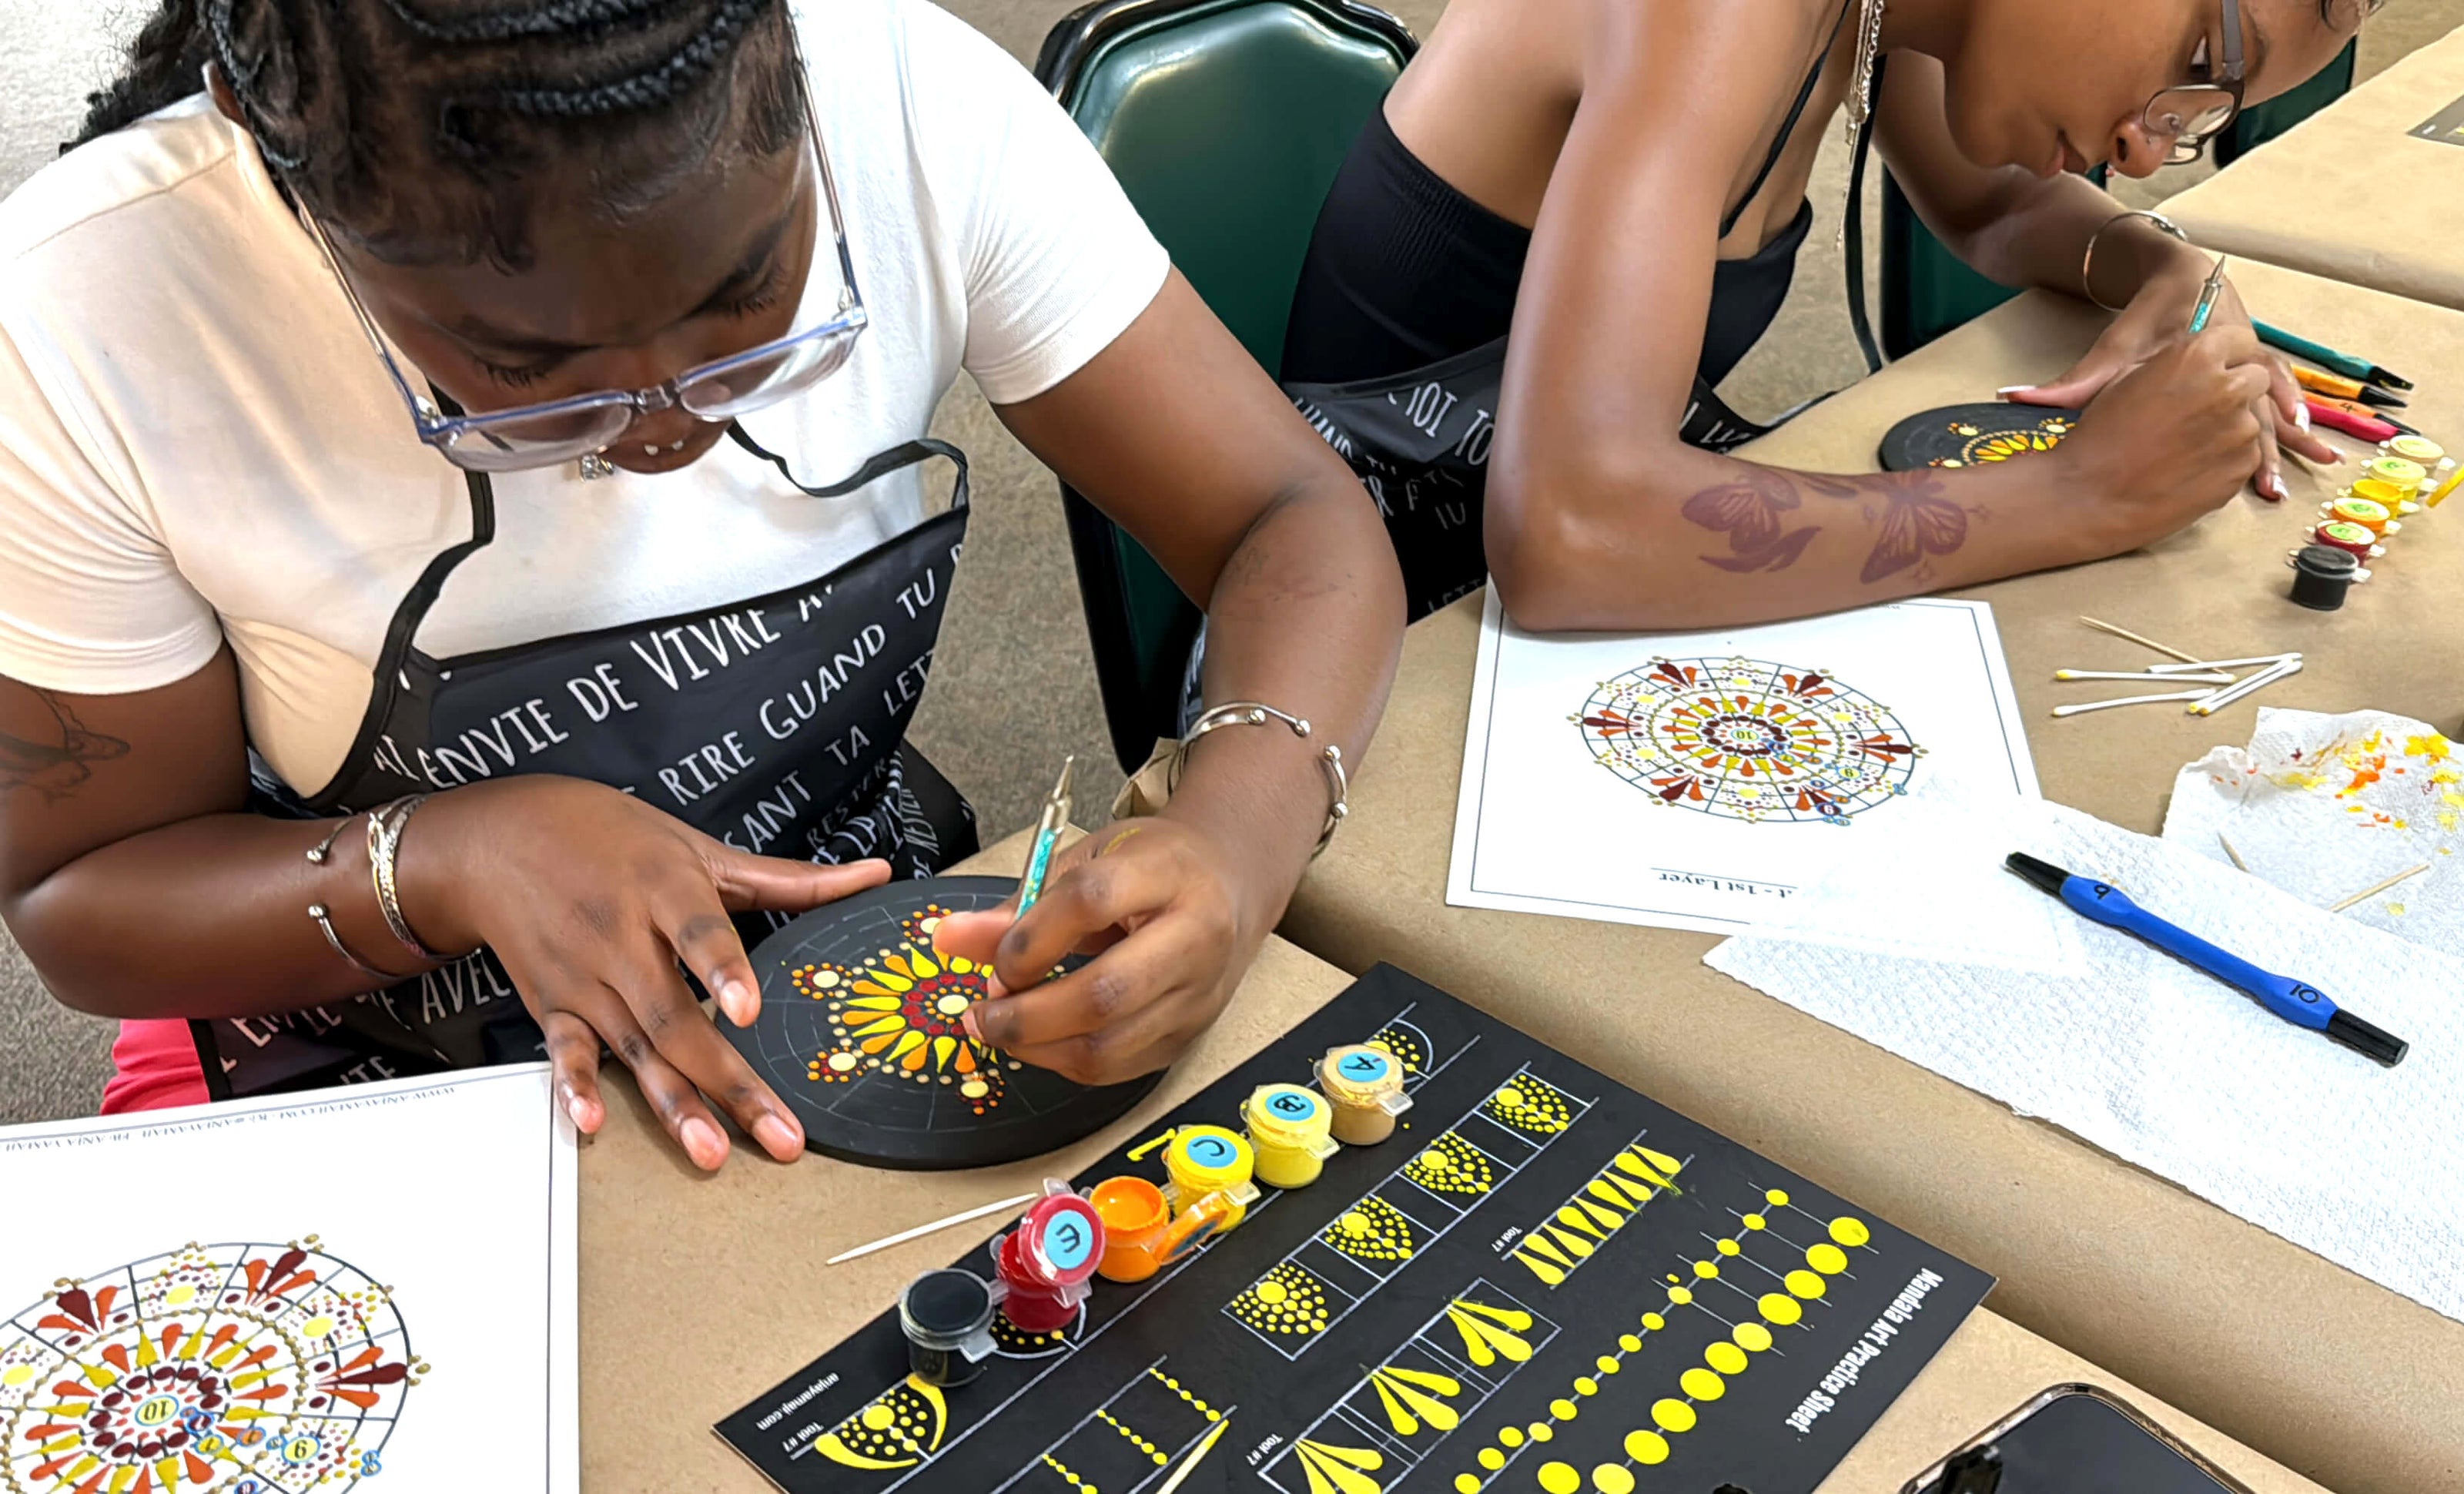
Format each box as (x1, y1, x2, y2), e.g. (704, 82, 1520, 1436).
(1900, 1384, 2257, 1494)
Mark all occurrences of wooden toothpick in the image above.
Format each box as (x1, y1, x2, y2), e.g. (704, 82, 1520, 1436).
(2217, 833, 2250, 873)
(1154, 1417, 1232, 1494)
(825, 1193, 1036, 1266)
(2078, 616, 2205, 665)
(2329, 863, 2431, 913)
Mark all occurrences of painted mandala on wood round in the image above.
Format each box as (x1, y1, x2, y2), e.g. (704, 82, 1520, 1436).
(1, 1237, 420, 1492)
(1574, 657, 1923, 825)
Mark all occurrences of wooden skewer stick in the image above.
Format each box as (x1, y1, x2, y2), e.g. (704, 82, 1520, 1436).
(2051, 688, 2215, 718)
(825, 1193, 1037, 1266)
(2329, 863, 2431, 913)
(2078, 616, 2205, 665)
(1153, 1417, 1233, 1494)
(2217, 833, 2250, 873)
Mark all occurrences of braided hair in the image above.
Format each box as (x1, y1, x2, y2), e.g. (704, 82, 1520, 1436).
(72, 0, 802, 270)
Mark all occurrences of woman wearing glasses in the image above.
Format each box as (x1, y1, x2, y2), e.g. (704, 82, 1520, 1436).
(0, 0, 1404, 1161)
(1282, 0, 2371, 625)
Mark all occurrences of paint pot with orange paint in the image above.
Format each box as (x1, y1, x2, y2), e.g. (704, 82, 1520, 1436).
(1088, 1177, 1219, 1282)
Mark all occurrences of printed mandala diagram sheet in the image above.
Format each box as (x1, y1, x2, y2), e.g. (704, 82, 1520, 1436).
(1450, 590, 2040, 934)
(0, 1064, 576, 1494)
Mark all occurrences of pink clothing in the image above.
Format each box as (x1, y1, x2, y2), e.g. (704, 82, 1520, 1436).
(100, 1018, 210, 1113)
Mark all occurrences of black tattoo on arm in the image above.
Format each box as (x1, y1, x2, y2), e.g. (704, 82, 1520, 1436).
(1682, 467, 1977, 585)
(1, 686, 131, 802)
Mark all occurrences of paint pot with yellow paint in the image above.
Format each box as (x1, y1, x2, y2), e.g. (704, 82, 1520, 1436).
(1244, 1084, 1341, 1189)
(1317, 1044, 1413, 1145)
(1160, 1124, 1262, 1233)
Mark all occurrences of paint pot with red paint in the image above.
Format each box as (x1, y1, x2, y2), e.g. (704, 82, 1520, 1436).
(2312, 521, 2381, 560)
(989, 1181, 1106, 1334)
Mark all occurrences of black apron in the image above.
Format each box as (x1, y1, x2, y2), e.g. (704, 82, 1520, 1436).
(1283, 7, 1880, 620)
(193, 430, 979, 1100)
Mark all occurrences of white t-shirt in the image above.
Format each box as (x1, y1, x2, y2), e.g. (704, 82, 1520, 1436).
(0, 0, 1167, 798)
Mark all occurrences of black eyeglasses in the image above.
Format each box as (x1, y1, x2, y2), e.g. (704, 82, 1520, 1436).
(2142, 0, 2247, 165)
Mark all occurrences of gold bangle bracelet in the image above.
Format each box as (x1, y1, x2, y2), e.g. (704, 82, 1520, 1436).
(366, 795, 450, 963)
(2081, 209, 2191, 313)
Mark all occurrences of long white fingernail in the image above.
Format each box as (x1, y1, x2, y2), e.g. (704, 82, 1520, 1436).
(2269, 474, 2290, 501)
(2295, 405, 2312, 431)
(643, 444, 660, 457)
(1996, 385, 2030, 397)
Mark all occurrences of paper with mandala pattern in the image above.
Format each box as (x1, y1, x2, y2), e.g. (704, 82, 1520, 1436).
(1450, 591, 2037, 933)
(0, 1067, 574, 1492)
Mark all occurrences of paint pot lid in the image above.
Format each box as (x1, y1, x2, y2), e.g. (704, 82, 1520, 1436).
(1318, 1044, 1406, 1104)
(2332, 497, 2392, 525)
(1017, 1194, 1106, 1288)
(2365, 455, 2427, 485)
(900, 1268, 993, 1339)
(1165, 1125, 1254, 1188)
(1244, 1084, 1333, 1146)
(2387, 434, 2446, 466)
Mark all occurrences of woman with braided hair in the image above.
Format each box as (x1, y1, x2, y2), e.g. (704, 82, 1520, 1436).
(0, 0, 1404, 1164)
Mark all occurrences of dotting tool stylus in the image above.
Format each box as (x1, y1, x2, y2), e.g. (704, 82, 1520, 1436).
(2004, 853, 2406, 1067)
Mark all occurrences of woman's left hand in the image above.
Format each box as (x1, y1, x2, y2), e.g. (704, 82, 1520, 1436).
(2002, 263, 2342, 501)
(929, 816, 1274, 1086)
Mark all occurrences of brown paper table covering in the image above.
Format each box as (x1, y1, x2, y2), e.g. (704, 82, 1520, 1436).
(1280, 260, 2464, 1494)
(574, 830, 2323, 1492)
(2167, 23, 2464, 310)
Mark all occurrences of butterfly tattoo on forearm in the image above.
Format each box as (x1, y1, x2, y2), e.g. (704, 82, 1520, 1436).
(1682, 467, 1975, 584)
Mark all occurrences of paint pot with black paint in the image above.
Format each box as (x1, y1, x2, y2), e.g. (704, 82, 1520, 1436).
(898, 1268, 1001, 1387)
(2289, 544, 2359, 611)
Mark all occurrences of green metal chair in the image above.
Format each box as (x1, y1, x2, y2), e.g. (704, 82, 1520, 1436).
(1880, 38, 2358, 358)
(1036, 0, 1417, 772)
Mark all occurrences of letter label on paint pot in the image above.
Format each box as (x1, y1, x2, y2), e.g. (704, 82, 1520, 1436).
(1340, 1052, 1388, 1081)
(1189, 1135, 1234, 1167)
(1270, 1091, 1314, 1119)
(1043, 1214, 1094, 1272)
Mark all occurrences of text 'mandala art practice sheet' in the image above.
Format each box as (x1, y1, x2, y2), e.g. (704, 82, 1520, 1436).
(1451, 591, 2038, 934)
(0, 1064, 575, 1494)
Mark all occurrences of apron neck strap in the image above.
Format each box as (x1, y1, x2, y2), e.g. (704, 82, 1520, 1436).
(728, 424, 970, 511)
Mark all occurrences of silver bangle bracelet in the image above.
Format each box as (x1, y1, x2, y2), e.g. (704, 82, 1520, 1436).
(308, 903, 400, 981)
(2081, 209, 2191, 313)
(1170, 701, 1351, 858)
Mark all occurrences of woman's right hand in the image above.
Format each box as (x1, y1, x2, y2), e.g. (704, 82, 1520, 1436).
(2047, 325, 2278, 560)
(396, 775, 890, 1170)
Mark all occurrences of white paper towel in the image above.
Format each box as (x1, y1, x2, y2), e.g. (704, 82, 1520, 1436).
(1705, 796, 2464, 1325)
(2163, 707, 2462, 953)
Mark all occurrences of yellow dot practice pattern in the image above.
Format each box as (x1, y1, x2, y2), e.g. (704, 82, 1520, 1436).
(1451, 1195, 1876, 1491)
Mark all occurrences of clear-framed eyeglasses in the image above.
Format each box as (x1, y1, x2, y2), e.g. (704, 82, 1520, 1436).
(2142, 0, 2247, 166)
(291, 50, 865, 474)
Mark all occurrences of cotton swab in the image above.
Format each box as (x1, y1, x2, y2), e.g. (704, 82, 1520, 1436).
(825, 1193, 1037, 1266)
(2054, 668, 2235, 685)
(2051, 688, 2216, 718)
(2078, 616, 2205, 665)
(2328, 863, 2431, 913)
(2148, 655, 2298, 675)
(2187, 656, 2304, 716)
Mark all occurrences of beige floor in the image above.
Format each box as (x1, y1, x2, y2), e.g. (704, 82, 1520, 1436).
(0, 0, 2455, 1121)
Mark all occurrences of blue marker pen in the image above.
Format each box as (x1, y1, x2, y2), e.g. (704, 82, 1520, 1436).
(2005, 853, 2406, 1067)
